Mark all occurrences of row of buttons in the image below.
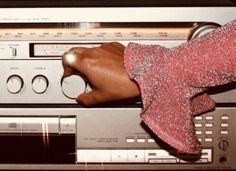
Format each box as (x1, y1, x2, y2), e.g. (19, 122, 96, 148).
(196, 130, 213, 135)
(195, 115, 229, 121)
(197, 130, 228, 136)
(195, 123, 214, 128)
(125, 114, 230, 145)
(127, 136, 216, 144)
(195, 115, 214, 120)
(198, 138, 213, 142)
(77, 149, 212, 163)
(126, 137, 155, 143)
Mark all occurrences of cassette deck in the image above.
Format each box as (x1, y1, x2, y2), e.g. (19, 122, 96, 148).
(0, 1, 236, 170)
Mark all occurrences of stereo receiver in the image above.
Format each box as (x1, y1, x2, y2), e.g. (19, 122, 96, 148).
(0, 1, 235, 170)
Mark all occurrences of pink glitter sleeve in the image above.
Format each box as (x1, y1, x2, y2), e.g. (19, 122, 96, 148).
(124, 19, 236, 154)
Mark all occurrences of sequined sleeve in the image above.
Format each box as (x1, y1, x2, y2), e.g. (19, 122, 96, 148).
(124, 19, 236, 154)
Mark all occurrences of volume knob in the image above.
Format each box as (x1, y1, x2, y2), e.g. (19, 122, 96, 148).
(61, 75, 86, 99)
(7, 75, 24, 94)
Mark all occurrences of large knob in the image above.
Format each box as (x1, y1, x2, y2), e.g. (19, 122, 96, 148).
(32, 75, 49, 94)
(61, 75, 86, 99)
(7, 75, 24, 94)
(188, 23, 221, 40)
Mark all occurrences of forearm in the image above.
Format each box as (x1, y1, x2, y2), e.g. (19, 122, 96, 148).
(123, 19, 236, 154)
(170, 19, 236, 87)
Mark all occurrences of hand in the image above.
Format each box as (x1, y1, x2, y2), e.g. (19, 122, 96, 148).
(62, 42, 141, 106)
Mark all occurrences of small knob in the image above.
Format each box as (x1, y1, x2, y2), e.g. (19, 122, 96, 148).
(32, 75, 49, 94)
(7, 75, 24, 94)
(61, 75, 86, 99)
(218, 140, 229, 151)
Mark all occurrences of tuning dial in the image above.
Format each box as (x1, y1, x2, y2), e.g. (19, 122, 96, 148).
(32, 75, 49, 94)
(7, 75, 24, 94)
(61, 75, 86, 99)
(188, 23, 221, 40)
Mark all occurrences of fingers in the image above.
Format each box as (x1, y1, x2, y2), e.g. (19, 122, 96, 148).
(76, 90, 102, 106)
(100, 42, 125, 56)
(61, 42, 125, 107)
(62, 42, 124, 76)
(62, 48, 88, 77)
(69, 47, 88, 54)
(62, 51, 77, 77)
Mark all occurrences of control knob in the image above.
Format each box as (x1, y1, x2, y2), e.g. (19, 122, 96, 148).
(188, 22, 221, 40)
(61, 75, 86, 99)
(32, 75, 49, 94)
(7, 75, 24, 94)
(218, 140, 229, 151)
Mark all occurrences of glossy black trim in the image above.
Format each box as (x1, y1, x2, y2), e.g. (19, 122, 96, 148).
(0, 0, 235, 8)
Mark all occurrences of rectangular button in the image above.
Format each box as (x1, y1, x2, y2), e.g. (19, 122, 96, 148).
(147, 138, 155, 143)
(195, 116, 203, 120)
(221, 130, 229, 135)
(126, 138, 135, 143)
(127, 150, 145, 163)
(77, 150, 111, 163)
(162, 159, 177, 163)
(195, 123, 203, 128)
(205, 138, 213, 142)
(221, 116, 229, 120)
(205, 131, 213, 135)
(111, 150, 128, 162)
(137, 138, 146, 143)
(60, 117, 76, 134)
(145, 149, 171, 163)
(221, 123, 229, 127)
(205, 123, 213, 127)
(196, 131, 202, 135)
(205, 116, 214, 120)
(149, 159, 163, 163)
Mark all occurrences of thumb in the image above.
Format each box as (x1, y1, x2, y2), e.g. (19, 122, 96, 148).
(62, 51, 78, 77)
(76, 90, 102, 106)
(62, 51, 88, 77)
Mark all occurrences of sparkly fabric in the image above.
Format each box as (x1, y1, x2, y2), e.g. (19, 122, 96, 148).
(124, 20, 236, 154)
